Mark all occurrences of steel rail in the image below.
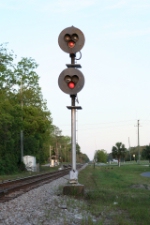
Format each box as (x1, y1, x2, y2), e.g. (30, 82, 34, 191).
(0, 164, 83, 202)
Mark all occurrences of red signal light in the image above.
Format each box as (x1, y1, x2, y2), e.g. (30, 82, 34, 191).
(68, 82, 75, 89)
(68, 41, 75, 48)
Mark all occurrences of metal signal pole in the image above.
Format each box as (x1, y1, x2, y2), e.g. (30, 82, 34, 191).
(66, 54, 82, 183)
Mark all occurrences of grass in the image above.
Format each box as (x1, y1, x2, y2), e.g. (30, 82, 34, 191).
(0, 164, 59, 181)
(78, 163, 150, 225)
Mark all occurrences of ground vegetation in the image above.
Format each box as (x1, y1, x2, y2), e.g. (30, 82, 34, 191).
(79, 163, 150, 225)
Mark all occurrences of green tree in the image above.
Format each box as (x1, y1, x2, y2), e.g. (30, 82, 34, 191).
(94, 149, 107, 163)
(50, 126, 62, 161)
(0, 44, 54, 173)
(0, 43, 15, 90)
(59, 136, 71, 162)
(0, 44, 21, 173)
(14, 57, 53, 163)
(142, 145, 150, 164)
(0, 43, 84, 173)
(112, 142, 127, 167)
(79, 153, 89, 163)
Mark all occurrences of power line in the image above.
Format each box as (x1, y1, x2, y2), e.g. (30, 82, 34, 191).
(58, 119, 135, 127)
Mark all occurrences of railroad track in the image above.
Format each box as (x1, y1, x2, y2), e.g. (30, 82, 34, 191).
(0, 164, 83, 203)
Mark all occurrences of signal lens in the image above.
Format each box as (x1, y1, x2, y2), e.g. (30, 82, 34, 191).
(68, 41, 75, 48)
(72, 33, 79, 42)
(64, 75, 71, 83)
(68, 82, 75, 89)
(72, 75, 79, 83)
(64, 34, 71, 42)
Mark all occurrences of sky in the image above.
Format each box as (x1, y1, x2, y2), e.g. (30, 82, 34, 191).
(0, 0, 150, 160)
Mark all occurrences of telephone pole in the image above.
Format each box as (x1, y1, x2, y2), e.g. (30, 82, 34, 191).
(20, 78, 24, 162)
(128, 137, 131, 161)
(137, 120, 140, 163)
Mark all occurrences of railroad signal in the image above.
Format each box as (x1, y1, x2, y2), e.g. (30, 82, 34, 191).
(58, 26, 85, 54)
(57, 26, 85, 184)
(58, 68, 84, 95)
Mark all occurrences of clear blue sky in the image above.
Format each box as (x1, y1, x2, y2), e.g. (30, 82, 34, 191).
(1, 0, 150, 160)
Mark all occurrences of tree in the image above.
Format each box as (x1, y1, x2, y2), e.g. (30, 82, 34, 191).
(14, 57, 53, 164)
(0, 44, 54, 173)
(79, 153, 89, 163)
(94, 149, 107, 163)
(142, 145, 150, 164)
(59, 136, 71, 162)
(112, 142, 127, 167)
(0, 43, 86, 173)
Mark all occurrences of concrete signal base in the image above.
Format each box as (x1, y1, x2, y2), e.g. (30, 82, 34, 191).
(63, 183, 84, 196)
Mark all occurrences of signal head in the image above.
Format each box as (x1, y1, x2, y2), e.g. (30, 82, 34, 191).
(58, 68, 85, 95)
(58, 26, 85, 54)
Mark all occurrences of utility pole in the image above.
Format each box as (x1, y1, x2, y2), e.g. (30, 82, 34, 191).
(128, 137, 131, 161)
(137, 120, 140, 163)
(49, 146, 51, 164)
(20, 78, 24, 162)
(135, 120, 140, 163)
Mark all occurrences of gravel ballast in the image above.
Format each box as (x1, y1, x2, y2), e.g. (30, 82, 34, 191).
(0, 172, 97, 225)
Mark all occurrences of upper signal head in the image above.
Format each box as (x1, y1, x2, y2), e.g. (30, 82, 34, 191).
(58, 26, 85, 54)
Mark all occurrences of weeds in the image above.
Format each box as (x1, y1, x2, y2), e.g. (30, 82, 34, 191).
(78, 164, 150, 224)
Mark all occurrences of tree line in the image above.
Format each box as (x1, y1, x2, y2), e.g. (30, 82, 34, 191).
(0, 43, 89, 174)
(94, 142, 150, 166)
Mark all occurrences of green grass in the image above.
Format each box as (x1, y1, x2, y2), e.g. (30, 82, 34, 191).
(0, 165, 59, 181)
(78, 164, 150, 225)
